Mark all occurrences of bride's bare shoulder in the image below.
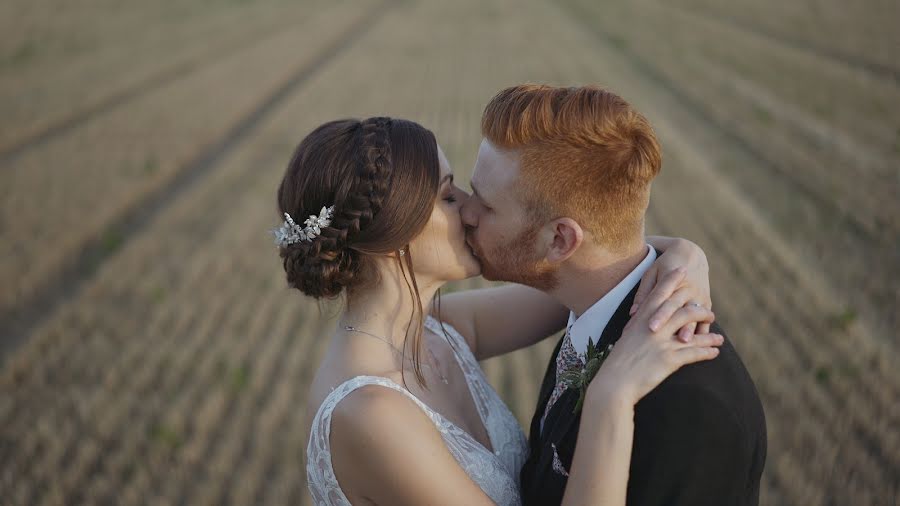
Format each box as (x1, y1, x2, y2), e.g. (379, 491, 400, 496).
(328, 384, 435, 498)
(304, 345, 406, 416)
(328, 383, 495, 505)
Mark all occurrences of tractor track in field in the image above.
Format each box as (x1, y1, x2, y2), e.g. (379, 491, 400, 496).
(0, 5, 351, 166)
(0, 58, 198, 166)
(0, 0, 399, 364)
(666, 1, 900, 86)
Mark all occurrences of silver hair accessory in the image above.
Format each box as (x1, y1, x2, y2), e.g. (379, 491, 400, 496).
(271, 205, 335, 246)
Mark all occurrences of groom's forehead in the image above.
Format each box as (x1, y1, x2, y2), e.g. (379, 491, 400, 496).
(474, 140, 519, 189)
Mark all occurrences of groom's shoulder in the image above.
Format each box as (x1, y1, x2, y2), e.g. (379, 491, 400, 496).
(627, 322, 767, 504)
(636, 321, 765, 433)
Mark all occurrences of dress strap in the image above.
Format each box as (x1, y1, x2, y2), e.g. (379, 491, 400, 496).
(316, 375, 438, 427)
(425, 315, 476, 362)
(306, 375, 439, 506)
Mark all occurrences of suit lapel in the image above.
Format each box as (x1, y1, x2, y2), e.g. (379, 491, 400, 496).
(527, 331, 566, 457)
(535, 332, 565, 418)
(539, 281, 643, 452)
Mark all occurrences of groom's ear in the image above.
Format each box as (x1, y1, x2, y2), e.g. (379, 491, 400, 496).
(545, 217, 583, 263)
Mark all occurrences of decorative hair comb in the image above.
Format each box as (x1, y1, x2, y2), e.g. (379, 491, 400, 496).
(271, 205, 334, 246)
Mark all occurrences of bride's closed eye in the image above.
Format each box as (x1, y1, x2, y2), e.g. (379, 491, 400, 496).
(443, 184, 469, 205)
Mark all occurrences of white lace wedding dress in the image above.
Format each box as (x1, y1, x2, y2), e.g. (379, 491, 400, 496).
(306, 315, 528, 505)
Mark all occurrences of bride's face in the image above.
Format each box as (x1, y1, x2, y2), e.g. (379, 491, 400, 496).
(407, 145, 481, 283)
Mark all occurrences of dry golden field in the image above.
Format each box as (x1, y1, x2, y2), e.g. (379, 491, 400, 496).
(1, 0, 898, 504)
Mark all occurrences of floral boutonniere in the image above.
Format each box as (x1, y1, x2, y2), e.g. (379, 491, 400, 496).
(558, 337, 614, 414)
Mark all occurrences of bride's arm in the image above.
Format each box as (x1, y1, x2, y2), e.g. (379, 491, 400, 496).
(434, 236, 710, 361)
(431, 283, 568, 360)
(643, 236, 712, 339)
(563, 391, 635, 504)
(561, 268, 723, 505)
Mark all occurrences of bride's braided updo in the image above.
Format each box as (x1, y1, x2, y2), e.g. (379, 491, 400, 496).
(275, 117, 440, 300)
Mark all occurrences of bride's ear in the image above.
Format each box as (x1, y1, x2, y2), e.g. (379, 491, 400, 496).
(545, 217, 583, 264)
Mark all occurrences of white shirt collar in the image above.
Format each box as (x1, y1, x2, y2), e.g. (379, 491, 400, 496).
(567, 244, 657, 356)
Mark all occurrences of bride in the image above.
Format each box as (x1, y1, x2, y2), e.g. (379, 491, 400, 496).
(277, 117, 721, 505)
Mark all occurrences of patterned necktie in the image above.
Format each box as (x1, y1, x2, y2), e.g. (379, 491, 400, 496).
(540, 325, 584, 433)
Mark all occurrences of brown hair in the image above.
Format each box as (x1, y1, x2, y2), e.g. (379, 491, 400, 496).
(276, 117, 442, 387)
(481, 84, 661, 250)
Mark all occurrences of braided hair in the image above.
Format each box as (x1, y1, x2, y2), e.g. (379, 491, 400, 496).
(277, 117, 400, 298)
(275, 117, 443, 386)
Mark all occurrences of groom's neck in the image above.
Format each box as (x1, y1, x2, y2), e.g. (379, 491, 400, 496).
(552, 239, 648, 318)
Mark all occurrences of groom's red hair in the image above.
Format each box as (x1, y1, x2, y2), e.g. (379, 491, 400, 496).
(481, 84, 661, 250)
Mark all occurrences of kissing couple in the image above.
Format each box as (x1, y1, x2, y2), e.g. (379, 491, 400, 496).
(281, 84, 766, 505)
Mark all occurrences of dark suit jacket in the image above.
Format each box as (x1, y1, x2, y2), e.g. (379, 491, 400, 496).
(520, 281, 767, 506)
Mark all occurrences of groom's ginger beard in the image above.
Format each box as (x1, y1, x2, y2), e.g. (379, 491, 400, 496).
(467, 223, 558, 291)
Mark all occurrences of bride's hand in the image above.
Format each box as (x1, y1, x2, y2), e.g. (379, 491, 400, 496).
(588, 268, 722, 407)
(635, 237, 711, 342)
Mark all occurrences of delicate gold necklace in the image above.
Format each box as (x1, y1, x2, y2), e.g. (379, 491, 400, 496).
(344, 325, 450, 385)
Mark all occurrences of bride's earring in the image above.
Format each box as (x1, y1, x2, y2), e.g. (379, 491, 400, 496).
(398, 247, 406, 257)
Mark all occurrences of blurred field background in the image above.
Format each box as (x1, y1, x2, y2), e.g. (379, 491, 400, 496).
(1, 0, 898, 504)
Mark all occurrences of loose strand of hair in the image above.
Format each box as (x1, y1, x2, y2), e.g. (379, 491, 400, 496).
(432, 289, 457, 355)
(403, 246, 428, 389)
(396, 246, 428, 391)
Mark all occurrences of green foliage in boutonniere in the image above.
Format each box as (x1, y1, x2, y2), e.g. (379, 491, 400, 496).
(558, 337, 615, 414)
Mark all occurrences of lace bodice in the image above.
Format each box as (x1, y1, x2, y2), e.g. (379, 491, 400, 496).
(306, 316, 528, 505)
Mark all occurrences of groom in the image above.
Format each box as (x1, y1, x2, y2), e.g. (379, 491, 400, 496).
(461, 85, 767, 505)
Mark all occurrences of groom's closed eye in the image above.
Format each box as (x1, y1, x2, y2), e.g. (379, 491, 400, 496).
(470, 182, 492, 209)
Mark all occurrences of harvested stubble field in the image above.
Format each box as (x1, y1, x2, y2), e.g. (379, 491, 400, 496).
(1, 0, 897, 504)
